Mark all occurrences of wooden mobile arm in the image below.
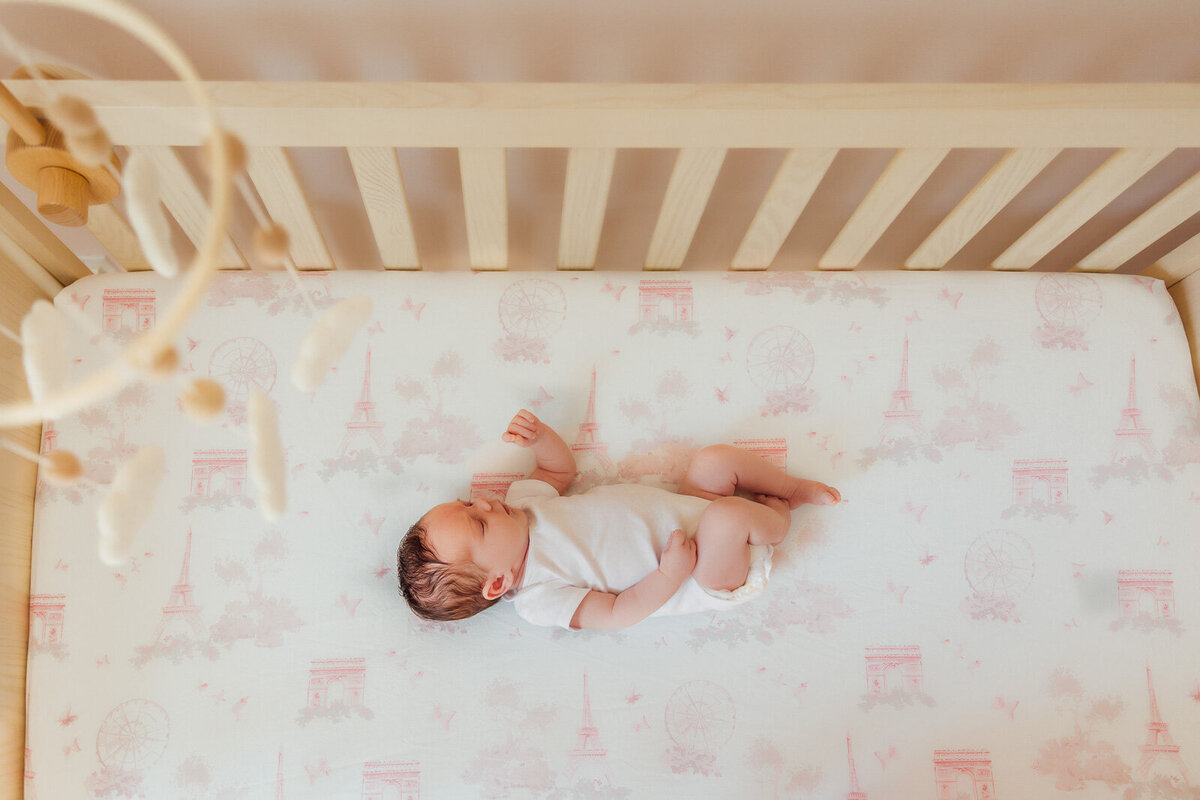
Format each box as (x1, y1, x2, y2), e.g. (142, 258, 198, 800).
(0, 80, 45, 146)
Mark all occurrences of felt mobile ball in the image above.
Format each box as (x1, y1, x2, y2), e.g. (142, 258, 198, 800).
(42, 450, 83, 485)
(180, 379, 225, 421)
(46, 94, 100, 137)
(64, 127, 113, 169)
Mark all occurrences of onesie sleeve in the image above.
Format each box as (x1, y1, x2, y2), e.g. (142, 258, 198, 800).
(505, 478, 560, 507)
(513, 581, 592, 629)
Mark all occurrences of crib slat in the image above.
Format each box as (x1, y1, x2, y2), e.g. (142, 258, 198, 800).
(1077, 169, 1200, 272)
(905, 148, 1061, 270)
(559, 147, 616, 269)
(246, 146, 334, 269)
(348, 147, 420, 270)
(0, 180, 89, 284)
(459, 148, 508, 270)
(140, 146, 247, 268)
(993, 148, 1173, 270)
(733, 148, 837, 270)
(86, 205, 150, 271)
(819, 148, 948, 270)
(646, 148, 726, 269)
(1143, 231, 1200, 284)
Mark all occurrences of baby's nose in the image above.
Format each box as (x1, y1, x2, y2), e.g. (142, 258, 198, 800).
(477, 498, 493, 512)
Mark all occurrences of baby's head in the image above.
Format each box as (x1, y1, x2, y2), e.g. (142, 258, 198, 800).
(396, 496, 530, 622)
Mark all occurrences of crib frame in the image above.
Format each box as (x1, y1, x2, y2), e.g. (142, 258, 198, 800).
(3, 80, 1200, 797)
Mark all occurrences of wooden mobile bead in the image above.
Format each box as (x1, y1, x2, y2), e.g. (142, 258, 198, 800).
(65, 127, 112, 168)
(129, 342, 180, 379)
(202, 129, 248, 175)
(253, 223, 291, 266)
(42, 450, 83, 485)
(46, 94, 99, 136)
(180, 378, 225, 421)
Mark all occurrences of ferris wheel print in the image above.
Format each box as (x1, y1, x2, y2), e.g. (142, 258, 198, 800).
(498, 280, 567, 339)
(746, 326, 815, 394)
(96, 699, 170, 772)
(664, 681, 736, 752)
(964, 530, 1035, 600)
(1035, 275, 1102, 329)
(209, 337, 277, 407)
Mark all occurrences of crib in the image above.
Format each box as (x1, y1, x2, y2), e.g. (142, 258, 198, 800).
(3, 76, 1200, 799)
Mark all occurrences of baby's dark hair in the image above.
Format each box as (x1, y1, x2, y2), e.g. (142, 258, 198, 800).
(396, 515, 500, 622)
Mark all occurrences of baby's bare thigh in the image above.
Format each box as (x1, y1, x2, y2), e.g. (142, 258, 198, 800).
(692, 497, 756, 591)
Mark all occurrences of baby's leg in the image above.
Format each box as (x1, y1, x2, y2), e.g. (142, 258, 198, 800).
(678, 444, 840, 509)
(691, 496, 790, 592)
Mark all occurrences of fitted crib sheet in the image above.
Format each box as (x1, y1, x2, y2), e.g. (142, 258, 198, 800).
(25, 268, 1200, 799)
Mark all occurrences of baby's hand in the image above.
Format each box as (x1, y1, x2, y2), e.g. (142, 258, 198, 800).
(657, 529, 697, 583)
(501, 409, 543, 447)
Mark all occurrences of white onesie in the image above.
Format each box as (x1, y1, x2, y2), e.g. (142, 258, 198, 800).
(503, 478, 773, 629)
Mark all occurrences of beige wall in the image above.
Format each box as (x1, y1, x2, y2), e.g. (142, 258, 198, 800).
(0, 0, 1198, 273)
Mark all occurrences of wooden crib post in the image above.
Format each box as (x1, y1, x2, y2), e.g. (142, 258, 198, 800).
(0, 253, 48, 800)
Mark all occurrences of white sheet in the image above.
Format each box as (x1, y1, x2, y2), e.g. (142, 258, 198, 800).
(26, 269, 1200, 799)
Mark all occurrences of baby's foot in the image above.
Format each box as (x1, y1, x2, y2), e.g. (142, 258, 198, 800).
(753, 493, 792, 527)
(781, 478, 841, 509)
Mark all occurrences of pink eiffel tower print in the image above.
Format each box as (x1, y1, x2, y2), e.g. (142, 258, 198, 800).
(1112, 355, 1158, 463)
(570, 366, 612, 469)
(340, 347, 387, 457)
(571, 670, 607, 759)
(1137, 663, 1191, 784)
(276, 749, 285, 800)
(154, 528, 205, 645)
(879, 336, 926, 446)
(846, 734, 868, 800)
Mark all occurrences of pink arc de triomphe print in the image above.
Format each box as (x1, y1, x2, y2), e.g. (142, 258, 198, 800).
(307, 659, 366, 710)
(102, 288, 155, 333)
(733, 438, 787, 469)
(933, 749, 995, 800)
(1118, 571, 1175, 621)
(470, 473, 526, 502)
(864, 646, 924, 696)
(28, 594, 65, 647)
(1011, 459, 1068, 506)
(638, 280, 693, 323)
(190, 450, 247, 497)
(361, 761, 420, 800)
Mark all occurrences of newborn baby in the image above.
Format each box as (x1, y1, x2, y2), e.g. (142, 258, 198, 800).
(397, 409, 840, 630)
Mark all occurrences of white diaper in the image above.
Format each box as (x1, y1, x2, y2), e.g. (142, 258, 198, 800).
(653, 543, 775, 618)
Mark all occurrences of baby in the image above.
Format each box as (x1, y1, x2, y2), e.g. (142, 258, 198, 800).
(397, 409, 841, 630)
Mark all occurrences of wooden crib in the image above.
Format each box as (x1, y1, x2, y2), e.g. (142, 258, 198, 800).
(2, 79, 1200, 797)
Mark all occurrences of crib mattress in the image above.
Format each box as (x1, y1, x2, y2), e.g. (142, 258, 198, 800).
(26, 268, 1200, 799)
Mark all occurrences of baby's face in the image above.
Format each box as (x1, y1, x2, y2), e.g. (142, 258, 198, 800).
(424, 497, 530, 598)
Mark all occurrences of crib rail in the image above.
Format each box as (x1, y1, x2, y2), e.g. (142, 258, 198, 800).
(4, 81, 1200, 281)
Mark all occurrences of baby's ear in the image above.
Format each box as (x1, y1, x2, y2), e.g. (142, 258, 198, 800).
(482, 573, 511, 601)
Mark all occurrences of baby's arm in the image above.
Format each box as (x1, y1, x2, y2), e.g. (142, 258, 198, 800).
(570, 530, 697, 630)
(502, 409, 577, 494)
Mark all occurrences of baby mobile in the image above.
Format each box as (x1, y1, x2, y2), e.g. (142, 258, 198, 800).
(0, 0, 371, 564)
